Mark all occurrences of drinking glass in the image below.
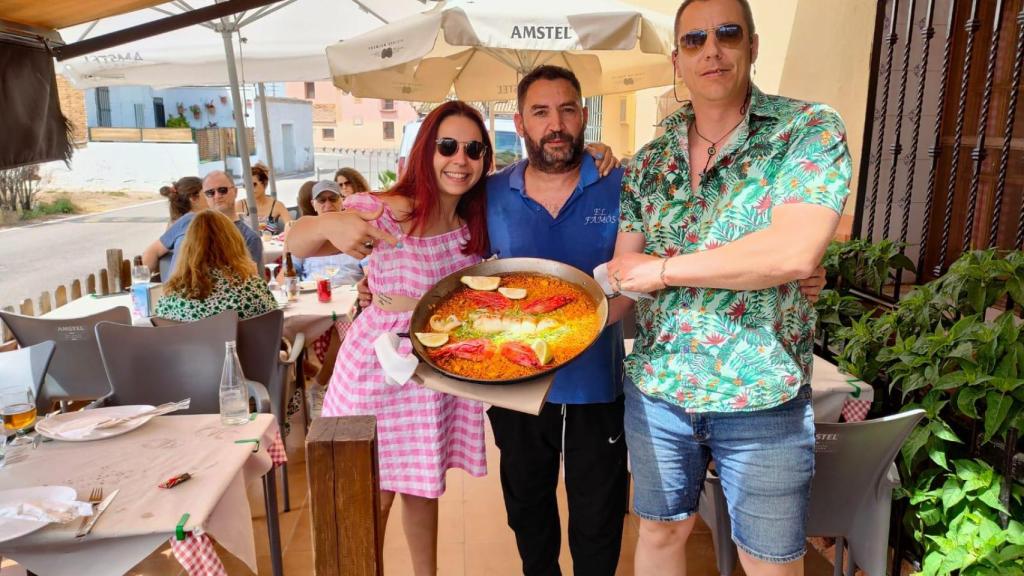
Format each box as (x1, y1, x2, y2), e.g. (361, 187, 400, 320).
(322, 265, 339, 286)
(2, 388, 37, 447)
(265, 262, 281, 290)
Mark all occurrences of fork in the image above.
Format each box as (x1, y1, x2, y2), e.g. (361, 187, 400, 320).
(78, 487, 103, 531)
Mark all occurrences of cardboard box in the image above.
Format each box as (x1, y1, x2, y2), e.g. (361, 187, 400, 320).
(411, 364, 555, 415)
(130, 282, 164, 318)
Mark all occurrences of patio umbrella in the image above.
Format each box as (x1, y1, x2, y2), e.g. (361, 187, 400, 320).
(326, 0, 676, 103)
(57, 0, 424, 232)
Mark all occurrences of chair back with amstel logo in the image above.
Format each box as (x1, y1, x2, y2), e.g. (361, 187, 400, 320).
(1, 308, 130, 411)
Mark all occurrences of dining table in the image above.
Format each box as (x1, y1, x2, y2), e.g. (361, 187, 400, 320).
(41, 285, 360, 344)
(261, 238, 285, 265)
(0, 413, 287, 576)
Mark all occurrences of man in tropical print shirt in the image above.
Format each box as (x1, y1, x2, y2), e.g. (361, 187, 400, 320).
(606, 0, 851, 575)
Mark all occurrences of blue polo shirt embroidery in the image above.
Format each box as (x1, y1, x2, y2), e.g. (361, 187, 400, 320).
(487, 154, 624, 404)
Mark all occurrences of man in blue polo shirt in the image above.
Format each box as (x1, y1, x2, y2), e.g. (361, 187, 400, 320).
(486, 65, 627, 576)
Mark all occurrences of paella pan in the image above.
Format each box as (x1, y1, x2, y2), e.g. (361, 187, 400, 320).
(407, 258, 609, 384)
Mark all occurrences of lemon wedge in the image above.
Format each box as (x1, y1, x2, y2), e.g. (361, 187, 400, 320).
(531, 340, 553, 365)
(429, 314, 462, 333)
(415, 333, 449, 347)
(498, 287, 527, 300)
(461, 276, 501, 291)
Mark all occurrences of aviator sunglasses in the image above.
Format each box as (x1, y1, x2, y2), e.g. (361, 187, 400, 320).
(679, 23, 745, 52)
(435, 137, 488, 161)
(203, 186, 233, 198)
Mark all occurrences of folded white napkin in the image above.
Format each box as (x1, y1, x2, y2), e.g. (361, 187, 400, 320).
(374, 333, 419, 387)
(0, 498, 93, 524)
(593, 263, 653, 301)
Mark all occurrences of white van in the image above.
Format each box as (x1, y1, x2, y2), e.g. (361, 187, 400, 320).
(397, 117, 527, 178)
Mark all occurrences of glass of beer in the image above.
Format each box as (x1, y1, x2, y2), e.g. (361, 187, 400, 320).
(2, 388, 37, 447)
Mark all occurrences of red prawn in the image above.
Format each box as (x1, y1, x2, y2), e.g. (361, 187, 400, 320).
(429, 338, 495, 362)
(522, 295, 575, 314)
(500, 341, 542, 368)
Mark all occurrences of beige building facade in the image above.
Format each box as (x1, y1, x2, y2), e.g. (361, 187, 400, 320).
(284, 81, 419, 150)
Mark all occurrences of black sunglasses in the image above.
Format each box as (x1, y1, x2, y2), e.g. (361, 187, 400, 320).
(315, 193, 341, 203)
(203, 186, 232, 198)
(680, 23, 744, 52)
(436, 137, 488, 161)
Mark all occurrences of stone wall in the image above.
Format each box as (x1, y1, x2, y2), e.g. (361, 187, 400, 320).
(55, 74, 88, 145)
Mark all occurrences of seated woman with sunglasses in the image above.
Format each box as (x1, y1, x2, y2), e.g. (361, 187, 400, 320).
(154, 209, 277, 322)
(236, 163, 291, 235)
(159, 176, 204, 226)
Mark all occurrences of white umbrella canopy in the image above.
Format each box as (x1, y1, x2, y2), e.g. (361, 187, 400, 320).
(326, 0, 676, 102)
(57, 0, 426, 88)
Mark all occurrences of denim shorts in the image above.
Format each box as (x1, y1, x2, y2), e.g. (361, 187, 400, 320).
(624, 382, 815, 564)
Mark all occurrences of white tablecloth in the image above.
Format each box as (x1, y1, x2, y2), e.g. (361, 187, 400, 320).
(41, 293, 148, 326)
(281, 285, 359, 342)
(262, 240, 284, 264)
(0, 414, 279, 576)
(41, 286, 359, 344)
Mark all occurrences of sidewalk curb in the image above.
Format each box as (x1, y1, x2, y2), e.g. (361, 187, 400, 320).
(0, 199, 166, 234)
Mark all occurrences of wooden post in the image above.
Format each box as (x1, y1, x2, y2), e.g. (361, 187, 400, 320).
(120, 259, 131, 291)
(1, 306, 14, 343)
(306, 416, 382, 576)
(86, 274, 97, 295)
(38, 291, 52, 315)
(219, 128, 228, 164)
(106, 249, 123, 293)
(98, 270, 109, 295)
(71, 279, 82, 301)
(55, 286, 68, 308)
(19, 299, 33, 316)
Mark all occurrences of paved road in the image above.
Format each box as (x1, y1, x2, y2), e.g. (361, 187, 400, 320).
(0, 173, 311, 313)
(0, 201, 168, 311)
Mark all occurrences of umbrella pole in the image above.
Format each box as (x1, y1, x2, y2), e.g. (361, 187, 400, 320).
(257, 82, 279, 200)
(488, 102, 496, 150)
(221, 28, 264, 275)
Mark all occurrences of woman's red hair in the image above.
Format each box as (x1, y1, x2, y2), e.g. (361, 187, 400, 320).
(386, 101, 491, 257)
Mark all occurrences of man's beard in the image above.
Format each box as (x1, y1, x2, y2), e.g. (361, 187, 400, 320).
(525, 129, 585, 174)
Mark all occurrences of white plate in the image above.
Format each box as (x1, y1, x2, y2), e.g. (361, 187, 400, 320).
(35, 405, 156, 442)
(0, 486, 77, 543)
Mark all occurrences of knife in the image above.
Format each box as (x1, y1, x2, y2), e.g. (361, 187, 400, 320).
(76, 488, 120, 538)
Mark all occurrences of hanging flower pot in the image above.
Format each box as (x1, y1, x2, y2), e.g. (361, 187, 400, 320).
(219, 95, 228, 105)
(189, 104, 201, 120)
(176, 102, 186, 116)
(205, 101, 216, 114)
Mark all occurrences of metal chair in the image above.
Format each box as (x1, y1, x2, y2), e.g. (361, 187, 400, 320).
(0, 341, 56, 414)
(698, 408, 926, 576)
(237, 309, 304, 512)
(94, 310, 269, 414)
(0, 307, 130, 410)
(157, 252, 174, 282)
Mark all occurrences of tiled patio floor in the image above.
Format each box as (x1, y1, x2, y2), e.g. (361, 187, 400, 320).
(2, 419, 839, 575)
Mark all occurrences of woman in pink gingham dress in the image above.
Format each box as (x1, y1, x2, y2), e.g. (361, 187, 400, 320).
(320, 192, 487, 491)
(315, 101, 492, 575)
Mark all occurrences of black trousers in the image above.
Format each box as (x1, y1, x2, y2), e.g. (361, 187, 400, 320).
(487, 398, 628, 576)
